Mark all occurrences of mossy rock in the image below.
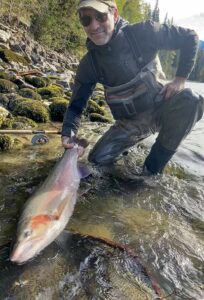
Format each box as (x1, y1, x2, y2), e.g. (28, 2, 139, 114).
(0, 134, 14, 151)
(1, 116, 37, 129)
(65, 90, 72, 98)
(98, 99, 106, 107)
(24, 76, 49, 88)
(19, 88, 42, 100)
(6, 94, 26, 111)
(13, 100, 49, 123)
(0, 93, 9, 108)
(0, 49, 28, 66)
(38, 85, 64, 99)
(89, 113, 112, 123)
(0, 115, 5, 127)
(49, 99, 69, 122)
(0, 79, 18, 93)
(87, 99, 105, 115)
(0, 70, 16, 81)
(49, 96, 69, 102)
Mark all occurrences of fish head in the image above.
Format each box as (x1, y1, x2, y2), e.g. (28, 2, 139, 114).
(10, 213, 60, 264)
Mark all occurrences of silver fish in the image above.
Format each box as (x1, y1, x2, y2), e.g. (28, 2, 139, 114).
(10, 139, 90, 264)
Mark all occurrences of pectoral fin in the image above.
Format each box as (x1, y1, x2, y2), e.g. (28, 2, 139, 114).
(77, 163, 92, 179)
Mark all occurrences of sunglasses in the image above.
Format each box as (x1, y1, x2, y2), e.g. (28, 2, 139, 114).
(79, 11, 108, 27)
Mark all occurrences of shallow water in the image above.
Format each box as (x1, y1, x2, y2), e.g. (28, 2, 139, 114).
(0, 82, 204, 299)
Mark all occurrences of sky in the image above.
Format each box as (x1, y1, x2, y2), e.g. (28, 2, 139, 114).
(145, 0, 204, 40)
(145, 0, 203, 20)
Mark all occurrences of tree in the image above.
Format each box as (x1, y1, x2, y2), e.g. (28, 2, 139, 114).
(151, 0, 160, 22)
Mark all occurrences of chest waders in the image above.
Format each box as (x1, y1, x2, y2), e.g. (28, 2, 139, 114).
(89, 26, 164, 120)
(88, 26, 204, 174)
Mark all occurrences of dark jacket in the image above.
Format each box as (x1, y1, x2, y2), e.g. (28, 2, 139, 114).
(62, 18, 199, 137)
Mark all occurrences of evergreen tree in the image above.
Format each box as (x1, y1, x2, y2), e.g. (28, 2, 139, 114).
(151, 0, 160, 22)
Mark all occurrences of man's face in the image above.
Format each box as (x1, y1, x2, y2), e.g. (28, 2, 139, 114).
(79, 7, 118, 45)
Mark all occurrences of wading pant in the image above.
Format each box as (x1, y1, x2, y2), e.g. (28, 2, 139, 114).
(88, 88, 204, 172)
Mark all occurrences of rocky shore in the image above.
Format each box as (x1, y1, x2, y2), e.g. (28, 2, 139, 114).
(0, 21, 112, 151)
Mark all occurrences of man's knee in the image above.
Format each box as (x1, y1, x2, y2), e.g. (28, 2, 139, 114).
(178, 88, 204, 121)
(88, 149, 115, 166)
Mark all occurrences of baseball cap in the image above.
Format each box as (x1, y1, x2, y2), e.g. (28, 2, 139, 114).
(77, 0, 117, 13)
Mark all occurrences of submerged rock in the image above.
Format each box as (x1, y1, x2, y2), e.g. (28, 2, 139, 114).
(0, 134, 13, 151)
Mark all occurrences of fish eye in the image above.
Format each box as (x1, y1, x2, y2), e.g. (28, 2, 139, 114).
(23, 229, 32, 239)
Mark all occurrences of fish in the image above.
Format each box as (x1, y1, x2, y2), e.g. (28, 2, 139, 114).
(10, 137, 90, 264)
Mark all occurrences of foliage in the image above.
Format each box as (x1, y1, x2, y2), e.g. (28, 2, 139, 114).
(189, 48, 204, 82)
(0, 0, 39, 25)
(30, 0, 85, 53)
(120, 0, 151, 23)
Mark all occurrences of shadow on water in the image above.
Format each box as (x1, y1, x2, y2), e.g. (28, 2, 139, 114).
(0, 116, 204, 299)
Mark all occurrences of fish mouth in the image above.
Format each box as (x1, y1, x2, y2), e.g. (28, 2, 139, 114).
(10, 237, 43, 264)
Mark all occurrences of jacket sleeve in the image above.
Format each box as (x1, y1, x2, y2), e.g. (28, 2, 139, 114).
(61, 54, 97, 137)
(133, 21, 199, 79)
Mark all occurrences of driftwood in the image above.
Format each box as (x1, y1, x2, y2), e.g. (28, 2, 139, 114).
(17, 69, 43, 77)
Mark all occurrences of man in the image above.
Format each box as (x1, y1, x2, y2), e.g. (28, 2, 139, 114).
(61, 0, 204, 175)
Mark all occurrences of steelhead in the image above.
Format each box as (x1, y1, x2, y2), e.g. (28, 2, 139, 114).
(10, 139, 89, 264)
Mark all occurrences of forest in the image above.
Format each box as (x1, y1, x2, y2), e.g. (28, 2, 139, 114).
(0, 0, 203, 82)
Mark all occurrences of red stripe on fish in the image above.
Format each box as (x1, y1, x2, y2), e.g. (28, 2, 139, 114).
(31, 214, 59, 229)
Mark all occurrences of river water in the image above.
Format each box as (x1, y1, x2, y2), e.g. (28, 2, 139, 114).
(0, 82, 204, 299)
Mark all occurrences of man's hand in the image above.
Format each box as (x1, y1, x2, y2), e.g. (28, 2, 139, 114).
(160, 76, 186, 99)
(61, 136, 85, 157)
(61, 136, 75, 149)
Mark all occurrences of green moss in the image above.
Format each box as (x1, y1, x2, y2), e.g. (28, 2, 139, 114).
(0, 115, 5, 127)
(65, 90, 72, 98)
(7, 94, 25, 111)
(19, 88, 42, 100)
(0, 79, 18, 93)
(165, 164, 192, 180)
(0, 71, 16, 81)
(87, 100, 105, 115)
(98, 99, 106, 107)
(49, 96, 67, 102)
(89, 113, 112, 123)
(0, 48, 28, 66)
(0, 134, 14, 151)
(25, 76, 49, 88)
(38, 84, 64, 99)
(0, 93, 9, 108)
(13, 100, 49, 123)
(49, 99, 69, 121)
(1, 116, 37, 129)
